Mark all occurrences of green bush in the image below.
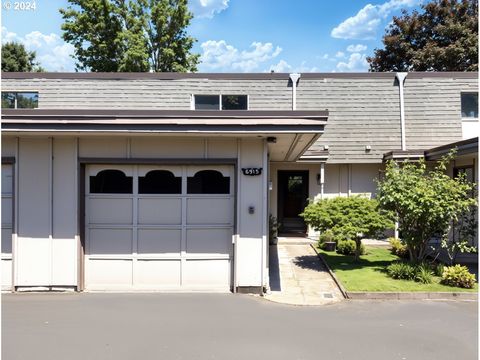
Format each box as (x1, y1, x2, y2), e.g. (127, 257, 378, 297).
(318, 230, 335, 248)
(434, 263, 445, 277)
(389, 237, 409, 258)
(337, 240, 365, 256)
(387, 262, 417, 280)
(441, 265, 476, 289)
(415, 264, 433, 284)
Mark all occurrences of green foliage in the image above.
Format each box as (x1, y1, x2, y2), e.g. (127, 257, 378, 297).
(387, 262, 433, 283)
(1, 42, 42, 72)
(301, 195, 394, 261)
(441, 265, 476, 288)
(415, 264, 433, 284)
(318, 229, 335, 249)
(434, 263, 445, 277)
(368, 0, 478, 71)
(377, 152, 477, 263)
(60, 0, 199, 72)
(269, 215, 279, 244)
(336, 240, 356, 256)
(389, 237, 409, 258)
(387, 262, 418, 280)
(337, 240, 365, 256)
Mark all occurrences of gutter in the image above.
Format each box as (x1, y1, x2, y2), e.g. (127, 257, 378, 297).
(395, 72, 408, 151)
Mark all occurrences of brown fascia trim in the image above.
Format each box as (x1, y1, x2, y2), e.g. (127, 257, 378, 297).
(382, 150, 426, 161)
(425, 137, 478, 160)
(1, 109, 329, 120)
(2, 71, 477, 80)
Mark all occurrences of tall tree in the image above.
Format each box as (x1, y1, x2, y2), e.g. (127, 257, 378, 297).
(60, 0, 199, 72)
(377, 153, 476, 263)
(368, 0, 478, 71)
(1, 42, 44, 72)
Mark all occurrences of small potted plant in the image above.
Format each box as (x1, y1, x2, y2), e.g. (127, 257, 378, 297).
(269, 215, 279, 245)
(319, 230, 336, 251)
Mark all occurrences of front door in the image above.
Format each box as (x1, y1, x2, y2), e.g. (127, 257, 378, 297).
(277, 171, 309, 235)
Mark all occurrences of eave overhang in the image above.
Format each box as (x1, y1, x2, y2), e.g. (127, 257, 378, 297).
(1, 109, 327, 134)
(425, 137, 478, 161)
(382, 150, 425, 162)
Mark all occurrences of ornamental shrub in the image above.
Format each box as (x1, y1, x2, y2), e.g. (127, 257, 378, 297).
(387, 262, 417, 280)
(415, 264, 433, 284)
(389, 237, 409, 258)
(441, 265, 476, 289)
(434, 263, 445, 277)
(301, 195, 393, 261)
(337, 240, 365, 256)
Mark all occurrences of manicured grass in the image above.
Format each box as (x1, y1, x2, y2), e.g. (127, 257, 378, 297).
(319, 246, 478, 292)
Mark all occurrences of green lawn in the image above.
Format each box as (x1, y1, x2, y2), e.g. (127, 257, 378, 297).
(319, 246, 478, 292)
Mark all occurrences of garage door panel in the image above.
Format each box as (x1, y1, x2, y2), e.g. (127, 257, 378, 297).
(137, 229, 181, 255)
(186, 228, 232, 256)
(136, 260, 181, 286)
(85, 164, 234, 291)
(87, 259, 132, 286)
(138, 198, 181, 225)
(89, 228, 132, 255)
(88, 198, 132, 224)
(2, 228, 12, 254)
(186, 198, 233, 225)
(1, 197, 12, 225)
(183, 260, 230, 287)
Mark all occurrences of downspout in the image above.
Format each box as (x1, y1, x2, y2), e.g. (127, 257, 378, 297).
(395, 72, 408, 239)
(289, 73, 301, 110)
(396, 72, 408, 151)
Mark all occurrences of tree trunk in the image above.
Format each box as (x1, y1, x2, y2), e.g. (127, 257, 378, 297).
(354, 238, 362, 262)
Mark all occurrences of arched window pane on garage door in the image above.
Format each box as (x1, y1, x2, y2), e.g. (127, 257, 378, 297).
(90, 170, 133, 193)
(139, 170, 182, 194)
(187, 170, 230, 194)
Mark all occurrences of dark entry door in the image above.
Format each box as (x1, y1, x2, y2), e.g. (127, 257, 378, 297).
(277, 171, 309, 235)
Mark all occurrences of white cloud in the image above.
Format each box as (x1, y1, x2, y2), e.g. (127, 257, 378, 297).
(269, 60, 292, 73)
(200, 40, 282, 72)
(336, 52, 369, 72)
(347, 44, 367, 52)
(189, 0, 229, 18)
(2, 26, 75, 71)
(335, 51, 346, 58)
(331, 0, 420, 40)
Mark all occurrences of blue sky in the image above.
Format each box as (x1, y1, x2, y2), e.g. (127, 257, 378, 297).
(1, 0, 423, 72)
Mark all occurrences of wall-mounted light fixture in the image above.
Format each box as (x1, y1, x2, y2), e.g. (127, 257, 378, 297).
(365, 145, 372, 152)
(323, 145, 329, 151)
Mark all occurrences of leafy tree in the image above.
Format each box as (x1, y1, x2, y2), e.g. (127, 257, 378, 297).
(60, 0, 199, 72)
(368, 0, 478, 71)
(301, 196, 394, 261)
(1, 42, 43, 72)
(377, 152, 477, 263)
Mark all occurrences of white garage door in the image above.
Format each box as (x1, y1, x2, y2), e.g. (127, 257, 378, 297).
(85, 164, 234, 291)
(1, 164, 13, 290)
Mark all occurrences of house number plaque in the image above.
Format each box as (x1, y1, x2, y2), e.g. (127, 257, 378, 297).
(241, 168, 263, 176)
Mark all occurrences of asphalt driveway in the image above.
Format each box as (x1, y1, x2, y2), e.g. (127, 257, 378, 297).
(2, 293, 477, 360)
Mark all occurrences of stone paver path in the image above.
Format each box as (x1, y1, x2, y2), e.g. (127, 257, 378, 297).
(265, 241, 343, 306)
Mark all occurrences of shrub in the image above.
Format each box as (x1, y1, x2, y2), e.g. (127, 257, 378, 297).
(301, 195, 394, 261)
(389, 237, 409, 258)
(415, 264, 433, 284)
(441, 265, 476, 289)
(318, 230, 335, 247)
(434, 263, 445, 277)
(337, 240, 365, 256)
(387, 262, 417, 280)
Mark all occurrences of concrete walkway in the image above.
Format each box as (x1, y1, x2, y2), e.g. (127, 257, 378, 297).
(265, 238, 343, 306)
